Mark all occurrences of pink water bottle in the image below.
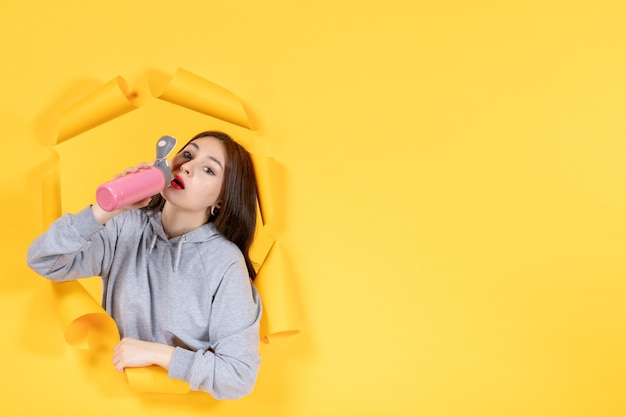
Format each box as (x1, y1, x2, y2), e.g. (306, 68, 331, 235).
(96, 135, 177, 212)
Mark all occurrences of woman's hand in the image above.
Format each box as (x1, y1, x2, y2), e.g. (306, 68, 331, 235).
(92, 163, 153, 225)
(112, 337, 175, 372)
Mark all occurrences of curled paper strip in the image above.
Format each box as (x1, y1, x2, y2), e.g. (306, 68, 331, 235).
(249, 209, 276, 268)
(57, 76, 140, 144)
(50, 280, 190, 393)
(50, 281, 119, 350)
(125, 365, 189, 394)
(149, 68, 252, 129)
(249, 153, 276, 226)
(254, 241, 301, 343)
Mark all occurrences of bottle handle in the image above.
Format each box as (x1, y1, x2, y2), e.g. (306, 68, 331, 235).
(153, 135, 177, 184)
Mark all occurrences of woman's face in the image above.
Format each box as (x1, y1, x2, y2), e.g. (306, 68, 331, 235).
(162, 136, 226, 214)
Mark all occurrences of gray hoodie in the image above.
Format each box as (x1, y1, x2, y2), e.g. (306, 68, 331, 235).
(27, 206, 262, 399)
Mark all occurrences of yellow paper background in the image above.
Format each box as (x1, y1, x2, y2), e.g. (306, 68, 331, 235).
(3, 1, 626, 416)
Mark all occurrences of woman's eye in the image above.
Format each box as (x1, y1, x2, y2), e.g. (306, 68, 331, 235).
(183, 151, 192, 159)
(203, 167, 215, 175)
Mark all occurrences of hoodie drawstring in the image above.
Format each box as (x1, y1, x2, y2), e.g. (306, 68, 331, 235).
(174, 234, 187, 272)
(149, 234, 158, 253)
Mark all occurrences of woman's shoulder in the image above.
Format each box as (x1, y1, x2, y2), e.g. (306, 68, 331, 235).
(191, 223, 239, 248)
(189, 224, 245, 261)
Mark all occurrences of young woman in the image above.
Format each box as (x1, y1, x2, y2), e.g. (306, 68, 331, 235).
(27, 131, 262, 400)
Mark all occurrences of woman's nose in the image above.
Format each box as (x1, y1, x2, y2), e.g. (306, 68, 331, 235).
(180, 163, 191, 175)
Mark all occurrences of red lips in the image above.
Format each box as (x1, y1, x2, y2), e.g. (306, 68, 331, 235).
(170, 175, 185, 190)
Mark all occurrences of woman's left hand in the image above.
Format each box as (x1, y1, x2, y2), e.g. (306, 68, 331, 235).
(112, 337, 175, 372)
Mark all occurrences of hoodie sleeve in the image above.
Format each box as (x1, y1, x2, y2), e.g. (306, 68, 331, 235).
(26, 206, 110, 281)
(168, 261, 263, 400)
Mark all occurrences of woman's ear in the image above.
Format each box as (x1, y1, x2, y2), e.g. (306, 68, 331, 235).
(210, 202, 222, 217)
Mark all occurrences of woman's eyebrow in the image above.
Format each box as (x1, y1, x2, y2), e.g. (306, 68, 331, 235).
(207, 155, 224, 170)
(187, 142, 224, 169)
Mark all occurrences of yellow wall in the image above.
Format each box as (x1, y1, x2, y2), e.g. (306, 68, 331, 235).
(2, 1, 626, 416)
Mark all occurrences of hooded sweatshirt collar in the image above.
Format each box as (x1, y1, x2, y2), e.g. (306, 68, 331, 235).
(147, 210, 221, 271)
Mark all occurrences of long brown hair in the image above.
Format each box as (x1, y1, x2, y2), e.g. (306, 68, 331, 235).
(145, 131, 259, 279)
